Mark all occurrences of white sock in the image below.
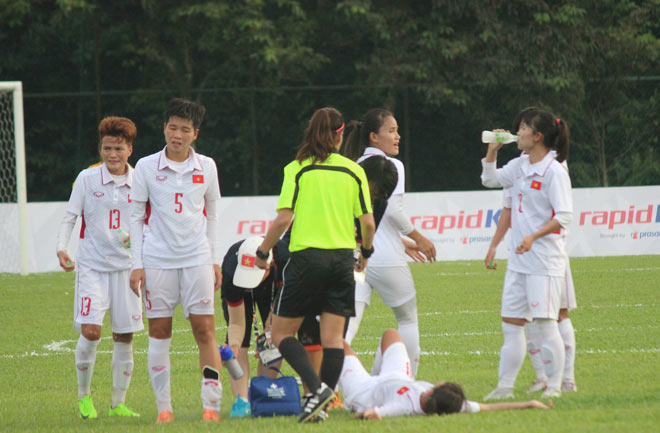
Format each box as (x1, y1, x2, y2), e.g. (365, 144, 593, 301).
(393, 297, 420, 377)
(75, 335, 100, 398)
(525, 321, 548, 382)
(345, 301, 367, 344)
(497, 322, 526, 389)
(148, 337, 172, 413)
(201, 377, 222, 411)
(535, 319, 566, 390)
(559, 318, 576, 383)
(397, 322, 420, 377)
(112, 341, 134, 408)
(371, 337, 384, 375)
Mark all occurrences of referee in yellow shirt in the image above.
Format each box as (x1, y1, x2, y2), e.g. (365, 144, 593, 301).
(255, 107, 375, 423)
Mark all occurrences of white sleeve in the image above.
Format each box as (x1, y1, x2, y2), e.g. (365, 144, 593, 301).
(56, 211, 78, 252)
(461, 400, 481, 413)
(481, 158, 518, 188)
(131, 159, 149, 202)
(205, 197, 221, 264)
(67, 171, 86, 216)
(502, 187, 513, 208)
(373, 401, 412, 418)
(129, 200, 146, 269)
(388, 194, 414, 235)
(391, 158, 405, 195)
(548, 167, 573, 229)
(204, 158, 222, 201)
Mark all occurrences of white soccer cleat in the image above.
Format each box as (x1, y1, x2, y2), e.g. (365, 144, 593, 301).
(561, 381, 578, 392)
(526, 380, 548, 394)
(483, 387, 514, 401)
(541, 387, 561, 398)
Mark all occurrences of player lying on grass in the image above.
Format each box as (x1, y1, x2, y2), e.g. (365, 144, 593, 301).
(339, 328, 553, 420)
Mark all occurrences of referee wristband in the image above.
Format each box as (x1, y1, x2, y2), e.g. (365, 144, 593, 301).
(255, 247, 269, 260)
(360, 244, 374, 259)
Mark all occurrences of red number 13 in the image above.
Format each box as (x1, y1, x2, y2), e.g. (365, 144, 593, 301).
(109, 209, 120, 229)
(80, 296, 91, 316)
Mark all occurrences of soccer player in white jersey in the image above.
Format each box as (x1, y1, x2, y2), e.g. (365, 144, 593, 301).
(339, 328, 553, 420)
(486, 169, 578, 393)
(341, 108, 437, 377)
(481, 107, 573, 399)
(56, 117, 143, 419)
(129, 98, 223, 423)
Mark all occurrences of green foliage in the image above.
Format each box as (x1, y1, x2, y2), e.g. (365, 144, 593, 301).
(0, 0, 658, 199)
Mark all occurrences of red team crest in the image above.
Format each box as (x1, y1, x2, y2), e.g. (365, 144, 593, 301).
(241, 254, 255, 268)
(531, 180, 542, 190)
(193, 174, 204, 183)
(397, 386, 410, 395)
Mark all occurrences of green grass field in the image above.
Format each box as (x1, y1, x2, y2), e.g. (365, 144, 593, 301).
(1, 256, 659, 432)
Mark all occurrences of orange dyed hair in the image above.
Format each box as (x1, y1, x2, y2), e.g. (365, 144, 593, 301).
(98, 116, 137, 145)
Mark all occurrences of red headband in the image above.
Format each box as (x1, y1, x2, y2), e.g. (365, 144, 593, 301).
(335, 122, 345, 133)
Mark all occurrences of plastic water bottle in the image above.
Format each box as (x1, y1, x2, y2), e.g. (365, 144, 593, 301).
(481, 130, 517, 144)
(117, 228, 130, 249)
(219, 345, 244, 379)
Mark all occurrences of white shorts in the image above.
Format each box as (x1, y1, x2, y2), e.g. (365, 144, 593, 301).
(340, 342, 411, 412)
(143, 264, 215, 319)
(560, 259, 577, 311)
(501, 270, 562, 320)
(356, 265, 416, 308)
(74, 265, 144, 334)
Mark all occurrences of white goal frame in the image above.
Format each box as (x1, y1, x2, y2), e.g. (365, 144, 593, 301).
(0, 81, 29, 275)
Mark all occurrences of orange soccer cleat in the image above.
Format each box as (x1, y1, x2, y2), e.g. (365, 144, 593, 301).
(201, 409, 221, 422)
(156, 410, 175, 423)
(326, 392, 344, 411)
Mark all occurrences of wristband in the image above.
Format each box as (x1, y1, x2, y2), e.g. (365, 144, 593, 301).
(360, 244, 374, 259)
(255, 247, 269, 260)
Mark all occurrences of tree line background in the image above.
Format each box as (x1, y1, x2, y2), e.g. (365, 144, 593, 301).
(1, 0, 659, 201)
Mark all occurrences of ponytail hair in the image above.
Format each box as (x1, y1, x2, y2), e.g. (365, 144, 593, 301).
(513, 107, 570, 162)
(296, 107, 344, 164)
(342, 108, 393, 161)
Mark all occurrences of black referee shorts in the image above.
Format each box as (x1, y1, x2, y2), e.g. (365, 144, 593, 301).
(274, 248, 355, 318)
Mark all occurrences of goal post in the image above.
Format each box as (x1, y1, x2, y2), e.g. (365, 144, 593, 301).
(0, 81, 29, 275)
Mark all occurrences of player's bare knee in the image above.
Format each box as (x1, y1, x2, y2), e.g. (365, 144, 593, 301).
(113, 332, 133, 343)
(343, 340, 357, 356)
(192, 326, 216, 345)
(380, 328, 403, 351)
(81, 325, 101, 341)
(502, 317, 526, 326)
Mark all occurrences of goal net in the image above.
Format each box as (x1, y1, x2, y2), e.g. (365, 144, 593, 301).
(0, 82, 29, 274)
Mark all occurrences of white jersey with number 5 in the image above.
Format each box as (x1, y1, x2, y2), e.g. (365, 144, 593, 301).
(131, 147, 221, 269)
(66, 163, 133, 272)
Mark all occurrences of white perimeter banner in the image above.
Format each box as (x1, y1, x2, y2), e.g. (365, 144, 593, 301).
(1, 185, 658, 273)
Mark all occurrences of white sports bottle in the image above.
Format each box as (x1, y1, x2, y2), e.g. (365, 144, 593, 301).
(482, 130, 517, 144)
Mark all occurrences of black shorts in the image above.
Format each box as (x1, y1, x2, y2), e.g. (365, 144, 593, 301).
(274, 248, 355, 318)
(297, 314, 351, 347)
(222, 287, 271, 348)
(298, 315, 321, 347)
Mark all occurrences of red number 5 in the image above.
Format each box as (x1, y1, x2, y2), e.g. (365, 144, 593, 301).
(174, 193, 183, 213)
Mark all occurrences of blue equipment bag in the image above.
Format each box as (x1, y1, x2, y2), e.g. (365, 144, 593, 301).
(248, 367, 301, 417)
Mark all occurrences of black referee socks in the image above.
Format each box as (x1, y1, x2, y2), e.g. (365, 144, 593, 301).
(279, 336, 321, 392)
(320, 348, 345, 390)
